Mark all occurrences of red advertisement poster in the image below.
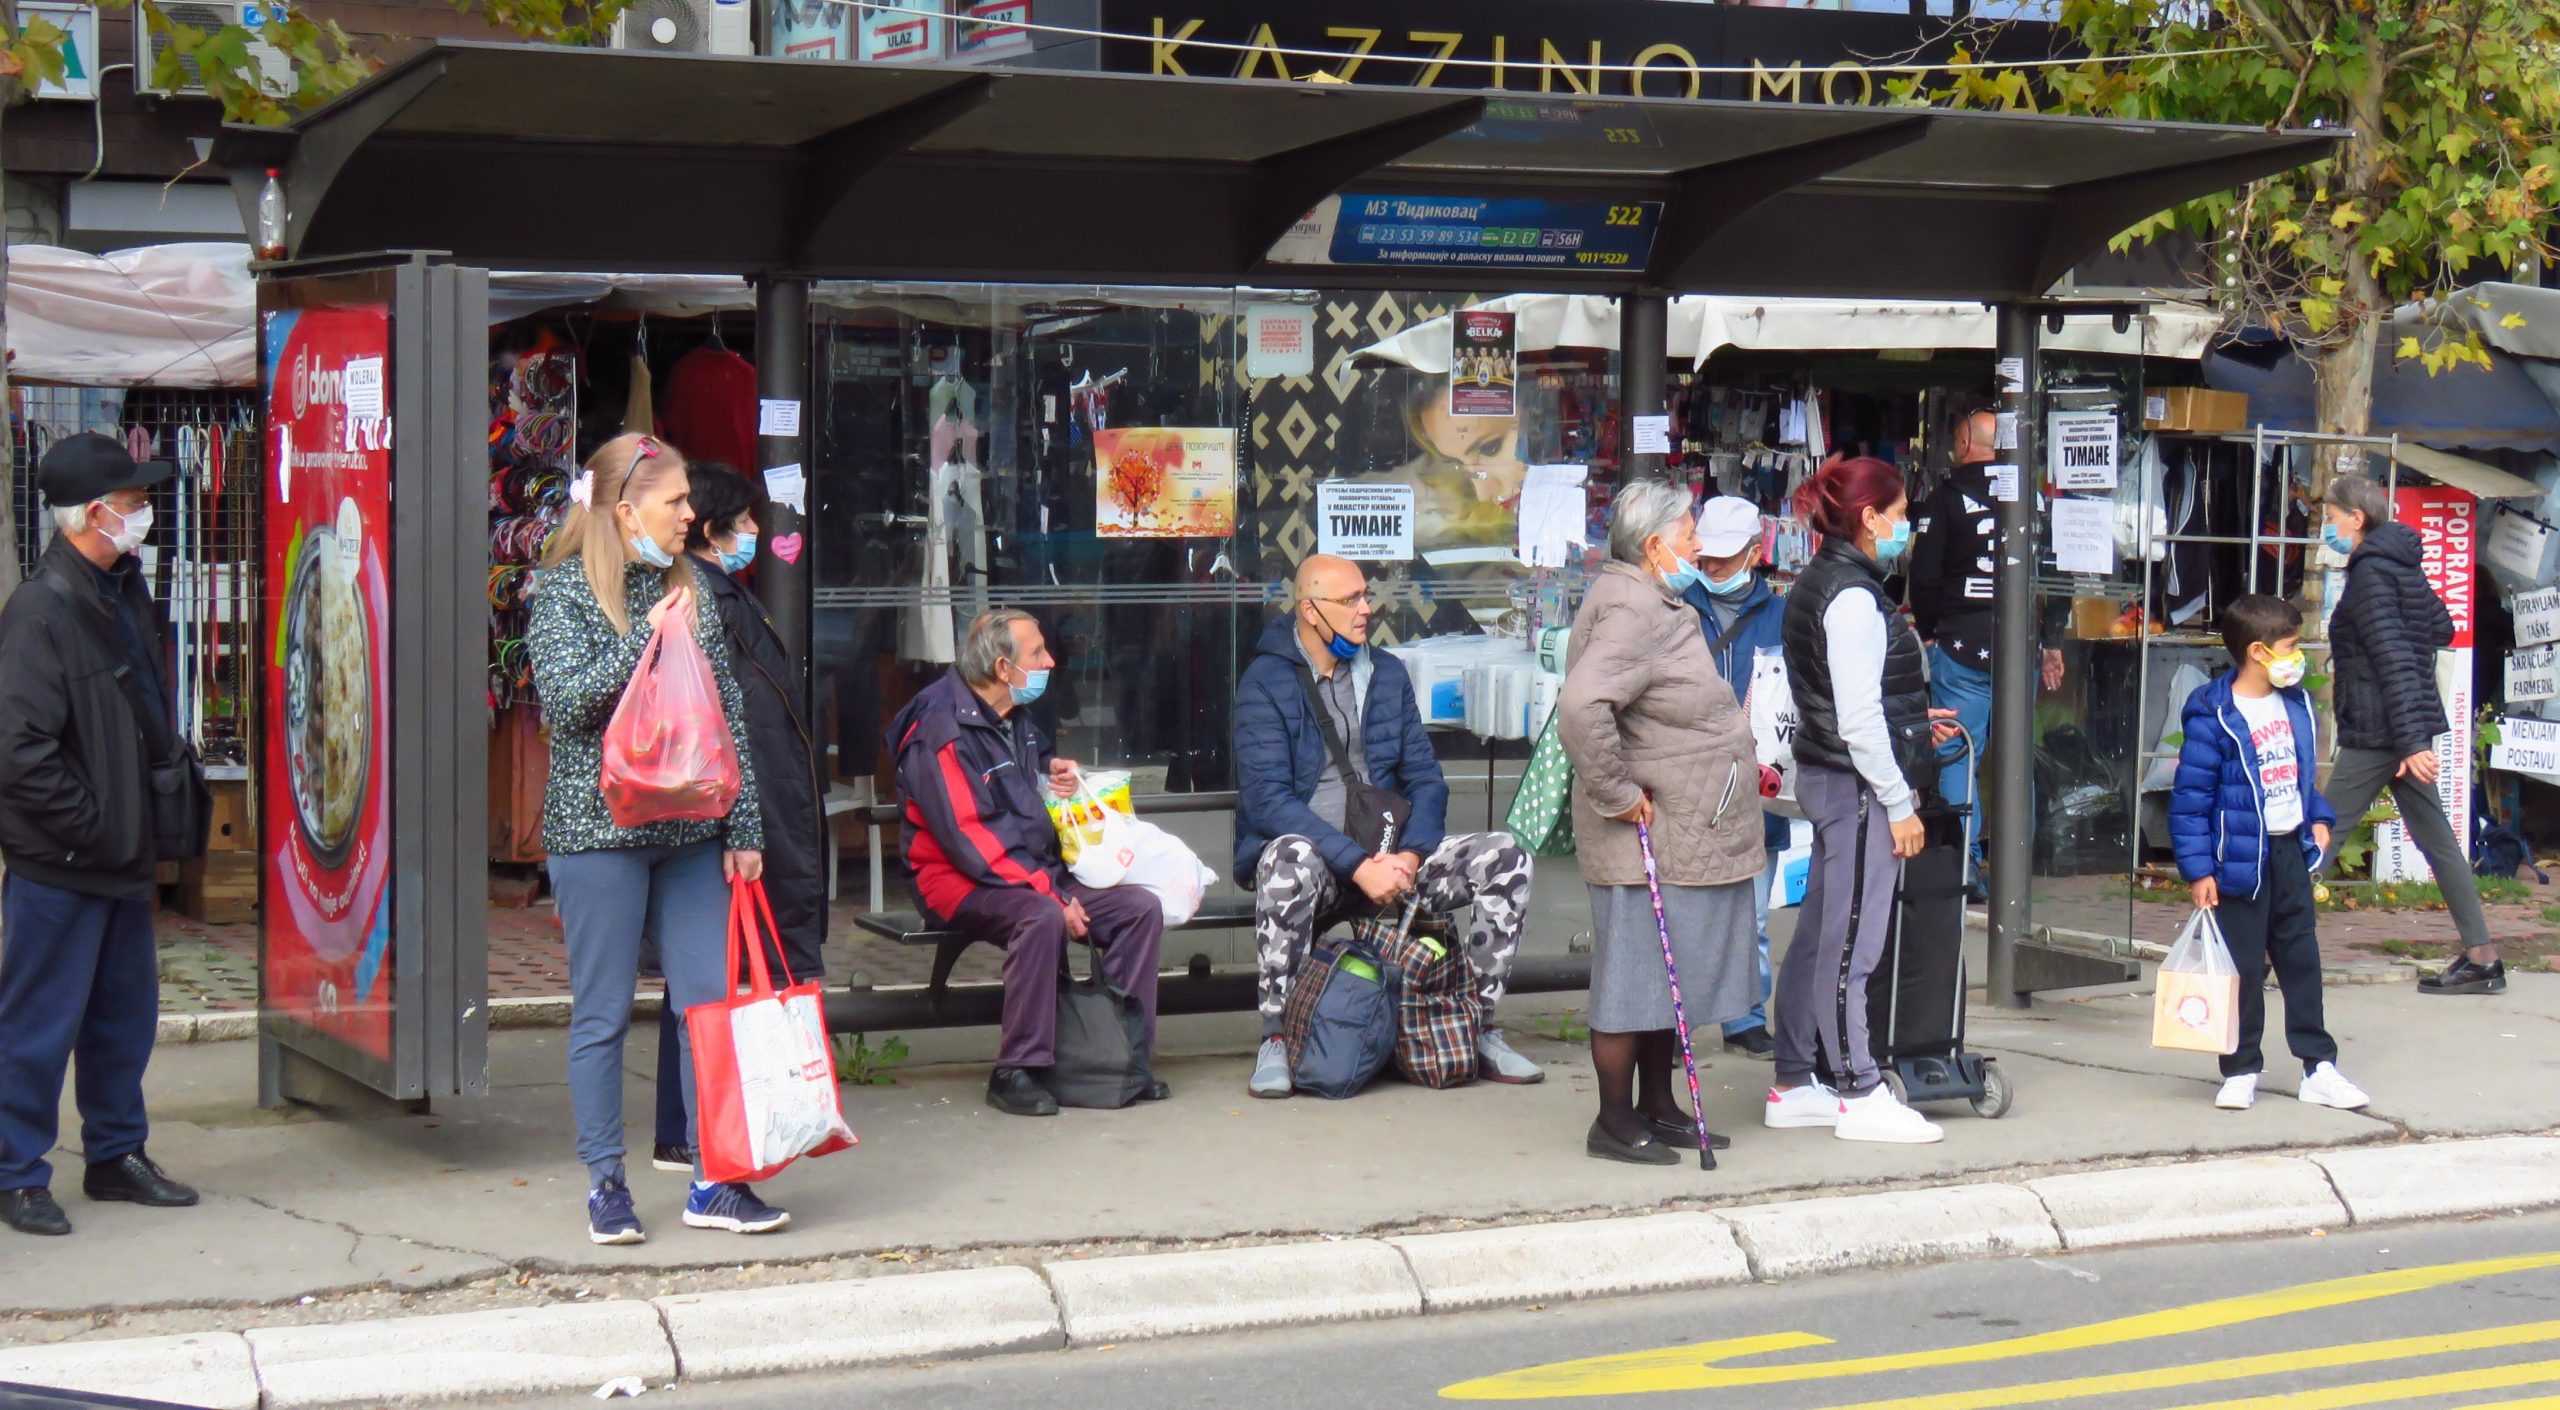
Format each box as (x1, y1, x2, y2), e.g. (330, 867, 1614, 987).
(261, 302, 395, 1060)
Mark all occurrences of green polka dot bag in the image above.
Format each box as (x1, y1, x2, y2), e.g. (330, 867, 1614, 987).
(1505, 712, 1576, 859)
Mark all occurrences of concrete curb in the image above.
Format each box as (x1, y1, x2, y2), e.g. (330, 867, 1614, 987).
(7, 1135, 2557, 1405)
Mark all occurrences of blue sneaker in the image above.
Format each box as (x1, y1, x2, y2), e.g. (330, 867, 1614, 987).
(587, 1177, 645, 1246)
(684, 1181, 790, 1234)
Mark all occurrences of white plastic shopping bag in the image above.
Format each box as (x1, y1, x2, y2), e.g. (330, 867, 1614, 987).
(1058, 778, 1139, 889)
(1746, 647, 1800, 807)
(2151, 907, 2241, 1055)
(1117, 818, 1220, 924)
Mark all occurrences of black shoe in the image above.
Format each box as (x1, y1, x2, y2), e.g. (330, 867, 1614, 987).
(2420, 957, 2507, 995)
(2, 1187, 70, 1236)
(651, 1143, 696, 1173)
(1585, 1117, 1680, 1167)
(1647, 1115, 1734, 1152)
(1721, 1026, 1776, 1061)
(987, 1068, 1060, 1117)
(82, 1152, 197, 1208)
(1138, 1080, 1172, 1103)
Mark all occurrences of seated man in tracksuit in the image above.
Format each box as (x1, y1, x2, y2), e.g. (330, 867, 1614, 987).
(1681, 496, 1788, 1061)
(891, 608, 1167, 1118)
(1232, 553, 1540, 1098)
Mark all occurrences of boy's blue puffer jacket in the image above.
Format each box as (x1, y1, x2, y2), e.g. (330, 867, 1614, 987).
(2169, 671, 2338, 900)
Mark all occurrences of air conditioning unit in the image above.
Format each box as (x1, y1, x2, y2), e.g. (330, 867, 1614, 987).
(613, 0, 753, 56)
(136, 0, 292, 98)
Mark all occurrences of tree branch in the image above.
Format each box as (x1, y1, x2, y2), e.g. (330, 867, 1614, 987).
(2227, 0, 2309, 67)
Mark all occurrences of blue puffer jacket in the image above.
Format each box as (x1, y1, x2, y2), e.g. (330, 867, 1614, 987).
(1683, 571, 1790, 853)
(1232, 615, 1449, 887)
(2169, 672, 2338, 900)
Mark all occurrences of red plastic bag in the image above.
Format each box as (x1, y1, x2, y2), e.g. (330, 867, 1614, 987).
(690, 879, 857, 1184)
(601, 606, 742, 829)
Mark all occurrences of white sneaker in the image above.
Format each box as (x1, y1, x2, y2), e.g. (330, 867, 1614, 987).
(1764, 1083, 1844, 1129)
(2297, 1063, 2370, 1110)
(1835, 1085, 1945, 1145)
(2215, 1073, 2259, 1110)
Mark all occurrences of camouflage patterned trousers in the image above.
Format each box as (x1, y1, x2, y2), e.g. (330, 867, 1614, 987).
(1253, 832, 1533, 1036)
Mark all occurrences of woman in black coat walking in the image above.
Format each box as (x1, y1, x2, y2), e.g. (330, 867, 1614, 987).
(2320, 473, 2500, 995)
(649, 463, 832, 1170)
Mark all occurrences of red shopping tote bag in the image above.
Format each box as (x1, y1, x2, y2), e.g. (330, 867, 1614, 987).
(601, 606, 742, 829)
(688, 879, 858, 1184)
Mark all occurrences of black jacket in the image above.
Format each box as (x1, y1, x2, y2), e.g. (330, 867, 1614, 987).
(696, 559, 828, 980)
(1783, 536, 1937, 797)
(0, 538, 170, 900)
(2330, 521, 2456, 757)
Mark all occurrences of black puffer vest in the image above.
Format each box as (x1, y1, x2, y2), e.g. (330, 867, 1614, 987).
(1782, 536, 1938, 798)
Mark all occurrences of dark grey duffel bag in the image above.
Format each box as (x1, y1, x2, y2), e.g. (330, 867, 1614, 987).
(1038, 942, 1155, 1110)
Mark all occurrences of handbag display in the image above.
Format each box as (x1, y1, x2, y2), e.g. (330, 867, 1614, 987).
(1504, 711, 1575, 858)
(1039, 936, 1156, 1109)
(1281, 935, 1400, 1100)
(689, 879, 859, 1184)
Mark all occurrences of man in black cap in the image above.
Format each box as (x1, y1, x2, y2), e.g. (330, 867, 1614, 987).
(0, 431, 203, 1237)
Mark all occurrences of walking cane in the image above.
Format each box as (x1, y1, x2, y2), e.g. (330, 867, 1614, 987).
(1636, 820, 1716, 1172)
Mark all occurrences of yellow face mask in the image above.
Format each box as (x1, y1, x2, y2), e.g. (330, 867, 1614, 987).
(2263, 649, 2308, 689)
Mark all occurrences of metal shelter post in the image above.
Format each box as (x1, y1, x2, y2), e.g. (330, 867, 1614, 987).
(1621, 293, 1669, 478)
(1985, 303, 2039, 1008)
(754, 275, 814, 718)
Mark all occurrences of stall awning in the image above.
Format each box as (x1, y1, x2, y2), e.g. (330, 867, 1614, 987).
(215, 42, 2337, 301)
(2393, 443, 2548, 502)
(1353, 292, 2226, 370)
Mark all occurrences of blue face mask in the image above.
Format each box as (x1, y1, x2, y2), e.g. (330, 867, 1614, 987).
(1305, 604, 1363, 661)
(1873, 519, 1913, 562)
(2322, 525, 2355, 556)
(1703, 564, 1753, 597)
(1009, 668, 1050, 707)
(1657, 558, 1705, 594)
(630, 534, 675, 570)
(718, 532, 758, 575)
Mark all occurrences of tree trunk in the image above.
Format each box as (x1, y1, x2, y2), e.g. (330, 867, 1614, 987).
(2306, 76, 2393, 493)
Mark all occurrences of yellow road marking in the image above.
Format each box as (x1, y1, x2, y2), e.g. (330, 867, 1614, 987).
(2157, 1357, 2560, 1408)
(1441, 1251, 2560, 1401)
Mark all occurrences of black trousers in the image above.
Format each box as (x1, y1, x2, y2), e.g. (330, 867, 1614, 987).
(2216, 832, 2338, 1079)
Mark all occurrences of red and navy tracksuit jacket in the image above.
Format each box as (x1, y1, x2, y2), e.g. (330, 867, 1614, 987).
(888, 668, 1066, 923)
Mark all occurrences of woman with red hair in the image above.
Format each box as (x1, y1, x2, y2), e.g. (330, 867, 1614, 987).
(1767, 457, 1948, 1145)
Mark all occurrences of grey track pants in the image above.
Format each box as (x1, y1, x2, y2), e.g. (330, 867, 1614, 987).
(2319, 746, 2493, 952)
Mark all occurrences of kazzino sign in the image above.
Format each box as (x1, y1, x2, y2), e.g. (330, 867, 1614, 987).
(1089, 0, 2063, 104)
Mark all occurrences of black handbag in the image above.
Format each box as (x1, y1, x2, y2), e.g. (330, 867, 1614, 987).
(1038, 938, 1155, 1110)
(43, 572, 210, 862)
(1293, 663, 1413, 859)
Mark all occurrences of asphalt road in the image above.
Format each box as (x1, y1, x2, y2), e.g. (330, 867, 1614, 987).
(502, 1212, 2560, 1409)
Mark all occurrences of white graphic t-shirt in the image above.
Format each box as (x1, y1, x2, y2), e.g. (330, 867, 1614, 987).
(2232, 689, 2303, 836)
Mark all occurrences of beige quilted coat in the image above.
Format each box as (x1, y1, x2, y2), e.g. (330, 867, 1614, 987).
(1557, 561, 1765, 888)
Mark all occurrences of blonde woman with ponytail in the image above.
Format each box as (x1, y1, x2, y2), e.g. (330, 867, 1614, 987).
(527, 432, 788, 1245)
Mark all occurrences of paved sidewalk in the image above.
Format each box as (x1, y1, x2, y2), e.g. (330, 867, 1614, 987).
(6, 974, 2559, 1349)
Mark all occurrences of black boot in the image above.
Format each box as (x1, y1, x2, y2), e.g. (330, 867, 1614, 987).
(987, 1067, 1060, 1117)
(2, 1188, 71, 1236)
(82, 1151, 198, 1207)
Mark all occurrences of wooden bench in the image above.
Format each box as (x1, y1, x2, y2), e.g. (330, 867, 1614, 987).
(853, 790, 1254, 1006)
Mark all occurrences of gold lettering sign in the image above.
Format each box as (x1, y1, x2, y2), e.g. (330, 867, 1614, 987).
(1631, 42, 1700, 101)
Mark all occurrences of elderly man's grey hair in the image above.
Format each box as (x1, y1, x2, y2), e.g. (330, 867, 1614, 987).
(1607, 478, 1695, 566)
(957, 608, 1037, 687)
(48, 504, 93, 540)
(2326, 473, 2394, 532)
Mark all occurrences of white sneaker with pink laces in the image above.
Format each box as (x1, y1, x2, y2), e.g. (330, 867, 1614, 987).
(1764, 1083, 1845, 1129)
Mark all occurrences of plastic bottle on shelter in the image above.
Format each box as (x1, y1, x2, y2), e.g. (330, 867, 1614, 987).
(255, 169, 288, 261)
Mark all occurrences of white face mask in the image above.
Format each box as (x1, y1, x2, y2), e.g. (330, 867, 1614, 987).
(97, 501, 152, 554)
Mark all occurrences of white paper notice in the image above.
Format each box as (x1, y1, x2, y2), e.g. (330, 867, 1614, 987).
(2513, 587, 2560, 648)
(2048, 410, 2120, 490)
(2508, 646, 2559, 702)
(342, 357, 384, 421)
(1517, 464, 1589, 569)
(1317, 481, 1415, 560)
(1987, 464, 2020, 504)
(758, 399, 803, 438)
(762, 463, 807, 516)
(1996, 358, 2025, 394)
(2051, 497, 2115, 575)
(1994, 411, 2020, 451)
(2491, 716, 2560, 776)
(1632, 415, 1672, 456)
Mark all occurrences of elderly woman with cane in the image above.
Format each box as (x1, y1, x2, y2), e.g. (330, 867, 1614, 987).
(1557, 479, 1767, 1167)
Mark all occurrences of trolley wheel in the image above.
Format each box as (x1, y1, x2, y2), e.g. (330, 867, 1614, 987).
(1970, 1061, 2014, 1120)
(1882, 1069, 1912, 1106)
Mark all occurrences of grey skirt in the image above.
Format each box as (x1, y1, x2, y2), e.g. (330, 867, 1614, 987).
(1585, 879, 1758, 1034)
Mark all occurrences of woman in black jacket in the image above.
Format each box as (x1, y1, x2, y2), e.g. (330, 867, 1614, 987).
(2321, 473, 2499, 994)
(649, 463, 832, 1170)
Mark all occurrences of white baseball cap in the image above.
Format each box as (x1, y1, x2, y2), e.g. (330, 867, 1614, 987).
(1697, 496, 1763, 557)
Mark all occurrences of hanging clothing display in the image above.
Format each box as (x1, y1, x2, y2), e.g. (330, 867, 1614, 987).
(658, 343, 758, 469)
(622, 350, 654, 435)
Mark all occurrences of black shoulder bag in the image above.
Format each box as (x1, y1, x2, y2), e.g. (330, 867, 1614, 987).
(1293, 661, 1412, 861)
(43, 572, 211, 862)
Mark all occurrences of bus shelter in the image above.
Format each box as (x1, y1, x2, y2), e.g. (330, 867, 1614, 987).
(215, 41, 2336, 1104)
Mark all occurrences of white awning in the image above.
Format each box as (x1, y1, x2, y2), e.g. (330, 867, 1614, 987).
(2392, 442, 2547, 501)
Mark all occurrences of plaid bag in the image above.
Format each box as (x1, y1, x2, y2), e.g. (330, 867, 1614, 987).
(1280, 935, 1398, 1100)
(1356, 914, 1479, 1089)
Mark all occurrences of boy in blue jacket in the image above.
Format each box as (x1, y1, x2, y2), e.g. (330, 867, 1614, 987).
(2169, 594, 2369, 1113)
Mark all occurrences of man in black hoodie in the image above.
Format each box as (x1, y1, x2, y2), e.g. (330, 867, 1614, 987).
(0, 433, 203, 1236)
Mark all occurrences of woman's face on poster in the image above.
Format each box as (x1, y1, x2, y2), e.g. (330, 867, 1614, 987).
(1413, 397, 1527, 504)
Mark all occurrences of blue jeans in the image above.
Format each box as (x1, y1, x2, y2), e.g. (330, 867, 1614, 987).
(0, 877, 158, 1189)
(550, 842, 730, 1188)
(1722, 851, 1781, 1038)
(1928, 644, 1993, 880)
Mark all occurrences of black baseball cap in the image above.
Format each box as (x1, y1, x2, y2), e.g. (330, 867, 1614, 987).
(37, 432, 173, 507)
